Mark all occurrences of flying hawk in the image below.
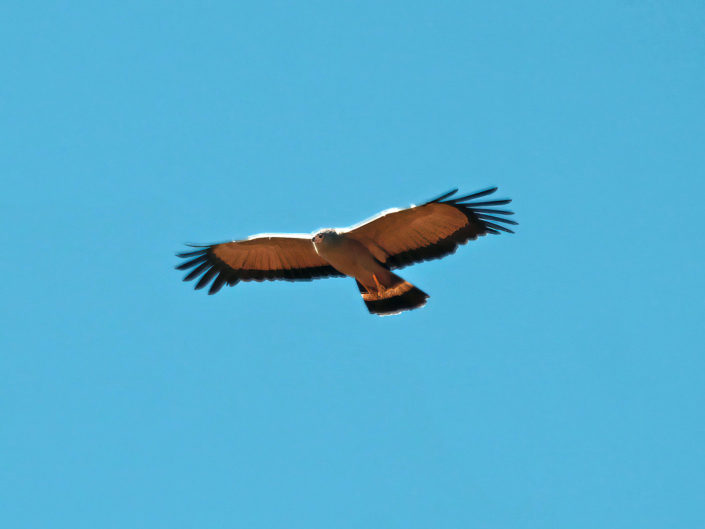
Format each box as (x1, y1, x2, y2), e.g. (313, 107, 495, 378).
(176, 187, 516, 316)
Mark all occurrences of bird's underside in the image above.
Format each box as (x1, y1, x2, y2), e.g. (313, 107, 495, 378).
(175, 187, 516, 316)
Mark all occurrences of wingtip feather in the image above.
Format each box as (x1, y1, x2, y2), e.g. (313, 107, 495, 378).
(424, 188, 459, 204)
(450, 186, 498, 203)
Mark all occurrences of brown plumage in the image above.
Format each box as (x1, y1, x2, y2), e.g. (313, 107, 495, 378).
(175, 187, 516, 315)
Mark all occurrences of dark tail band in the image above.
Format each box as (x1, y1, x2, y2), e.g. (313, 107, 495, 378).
(356, 277, 429, 316)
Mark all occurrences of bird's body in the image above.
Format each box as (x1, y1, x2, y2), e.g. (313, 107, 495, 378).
(312, 230, 390, 291)
(312, 229, 429, 314)
(176, 187, 516, 315)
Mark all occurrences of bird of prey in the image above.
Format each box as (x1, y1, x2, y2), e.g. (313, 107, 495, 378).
(175, 187, 516, 316)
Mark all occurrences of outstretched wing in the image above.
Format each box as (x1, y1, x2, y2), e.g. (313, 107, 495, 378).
(345, 187, 516, 269)
(175, 234, 344, 295)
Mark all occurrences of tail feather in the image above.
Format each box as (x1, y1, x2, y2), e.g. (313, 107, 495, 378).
(356, 274, 429, 316)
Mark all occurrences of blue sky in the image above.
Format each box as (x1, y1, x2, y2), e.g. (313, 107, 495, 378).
(2, 1, 704, 528)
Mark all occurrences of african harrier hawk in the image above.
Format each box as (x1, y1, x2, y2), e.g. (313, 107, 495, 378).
(175, 187, 516, 315)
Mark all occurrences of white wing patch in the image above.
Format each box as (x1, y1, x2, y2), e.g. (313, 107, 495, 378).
(246, 232, 314, 240)
(341, 207, 407, 232)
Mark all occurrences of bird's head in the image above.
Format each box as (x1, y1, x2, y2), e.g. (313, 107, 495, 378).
(312, 229, 339, 245)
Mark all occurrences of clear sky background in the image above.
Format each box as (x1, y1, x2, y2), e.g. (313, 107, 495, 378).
(2, 2, 704, 528)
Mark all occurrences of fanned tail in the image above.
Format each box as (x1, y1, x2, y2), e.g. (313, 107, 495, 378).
(356, 273, 428, 316)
